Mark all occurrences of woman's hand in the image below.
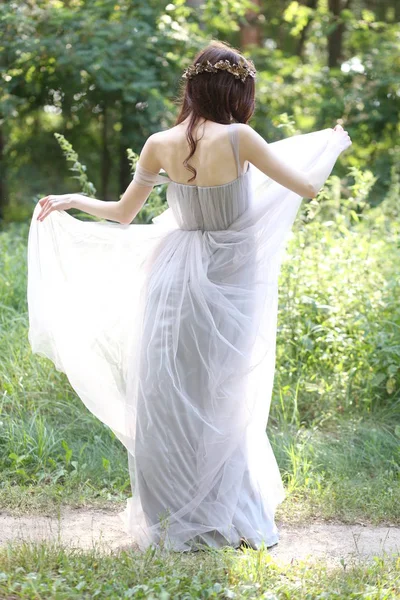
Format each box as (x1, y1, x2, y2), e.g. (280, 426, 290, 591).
(328, 124, 352, 153)
(36, 194, 75, 221)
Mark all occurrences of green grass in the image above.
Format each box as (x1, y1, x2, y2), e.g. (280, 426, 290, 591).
(0, 418, 399, 524)
(275, 419, 400, 524)
(0, 541, 398, 599)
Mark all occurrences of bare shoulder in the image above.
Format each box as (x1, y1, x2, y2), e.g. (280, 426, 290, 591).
(137, 131, 167, 172)
(138, 126, 182, 172)
(235, 123, 254, 131)
(141, 127, 174, 146)
(149, 125, 181, 140)
(142, 130, 166, 148)
(236, 122, 262, 142)
(143, 126, 179, 152)
(235, 124, 267, 164)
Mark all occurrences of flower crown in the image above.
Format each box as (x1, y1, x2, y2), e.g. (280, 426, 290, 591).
(182, 58, 256, 83)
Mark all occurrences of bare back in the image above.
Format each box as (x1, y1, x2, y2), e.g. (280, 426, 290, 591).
(154, 120, 249, 187)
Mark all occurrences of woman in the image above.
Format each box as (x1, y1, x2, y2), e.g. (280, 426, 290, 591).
(28, 40, 351, 553)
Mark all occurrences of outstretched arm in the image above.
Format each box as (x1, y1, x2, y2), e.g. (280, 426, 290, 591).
(241, 124, 351, 198)
(36, 134, 163, 224)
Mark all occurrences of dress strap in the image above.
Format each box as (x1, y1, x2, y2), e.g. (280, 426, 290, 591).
(228, 123, 242, 177)
(133, 163, 172, 187)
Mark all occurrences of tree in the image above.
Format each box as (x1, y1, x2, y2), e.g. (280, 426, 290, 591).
(327, 0, 352, 68)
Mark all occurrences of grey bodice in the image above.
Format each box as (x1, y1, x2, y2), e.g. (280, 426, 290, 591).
(133, 123, 253, 231)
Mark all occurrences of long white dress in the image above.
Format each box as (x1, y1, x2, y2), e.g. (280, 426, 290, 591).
(27, 123, 332, 552)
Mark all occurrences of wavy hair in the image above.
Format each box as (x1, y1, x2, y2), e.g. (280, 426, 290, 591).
(173, 40, 256, 183)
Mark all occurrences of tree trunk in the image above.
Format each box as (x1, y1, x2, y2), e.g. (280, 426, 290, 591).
(327, 0, 351, 69)
(365, 0, 397, 22)
(118, 102, 132, 198)
(240, 0, 262, 48)
(101, 104, 111, 200)
(394, 0, 400, 23)
(296, 0, 318, 60)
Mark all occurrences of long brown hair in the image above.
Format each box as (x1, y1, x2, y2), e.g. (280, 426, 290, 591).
(174, 40, 256, 182)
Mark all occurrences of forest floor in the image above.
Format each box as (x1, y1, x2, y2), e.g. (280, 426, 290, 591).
(0, 508, 399, 569)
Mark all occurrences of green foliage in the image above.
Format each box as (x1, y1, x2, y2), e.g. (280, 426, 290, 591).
(284, 1, 315, 37)
(273, 168, 400, 427)
(0, 0, 202, 217)
(1, 0, 399, 220)
(273, 419, 400, 523)
(54, 133, 97, 199)
(200, 0, 257, 35)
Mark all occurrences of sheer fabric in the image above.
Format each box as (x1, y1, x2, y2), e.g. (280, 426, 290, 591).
(27, 124, 332, 552)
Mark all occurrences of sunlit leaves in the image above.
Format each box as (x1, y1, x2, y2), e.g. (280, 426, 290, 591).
(283, 1, 314, 37)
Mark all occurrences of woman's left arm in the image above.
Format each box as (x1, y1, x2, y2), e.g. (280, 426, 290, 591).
(75, 181, 154, 224)
(36, 134, 162, 224)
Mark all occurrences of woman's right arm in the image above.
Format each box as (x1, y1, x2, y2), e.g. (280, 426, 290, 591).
(241, 124, 351, 199)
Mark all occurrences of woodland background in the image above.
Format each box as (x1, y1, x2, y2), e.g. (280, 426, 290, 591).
(0, 0, 399, 537)
(0, 0, 399, 220)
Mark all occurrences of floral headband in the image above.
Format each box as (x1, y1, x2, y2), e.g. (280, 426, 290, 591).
(182, 58, 257, 83)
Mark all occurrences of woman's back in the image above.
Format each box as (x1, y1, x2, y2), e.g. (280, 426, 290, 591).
(155, 120, 249, 187)
(161, 122, 252, 232)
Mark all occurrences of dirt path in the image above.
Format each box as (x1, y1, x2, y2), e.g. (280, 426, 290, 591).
(0, 508, 398, 567)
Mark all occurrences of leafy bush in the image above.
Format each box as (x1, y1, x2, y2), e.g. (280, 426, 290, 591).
(273, 166, 400, 426)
